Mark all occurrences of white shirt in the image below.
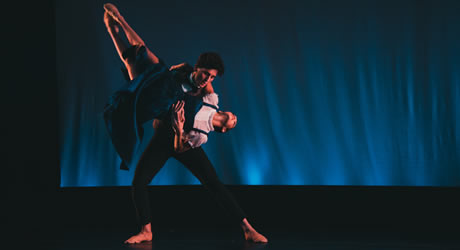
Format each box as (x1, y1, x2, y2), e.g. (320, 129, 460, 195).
(187, 93, 219, 148)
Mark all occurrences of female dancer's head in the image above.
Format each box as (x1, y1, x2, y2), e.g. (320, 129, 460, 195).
(213, 111, 237, 133)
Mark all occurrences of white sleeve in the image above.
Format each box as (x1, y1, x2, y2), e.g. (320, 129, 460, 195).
(202, 93, 219, 108)
(196, 134, 208, 147)
(187, 132, 208, 148)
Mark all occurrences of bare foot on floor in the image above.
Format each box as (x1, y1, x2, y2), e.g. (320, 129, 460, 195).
(124, 231, 153, 244)
(244, 229, 268, 243)
(241, 218, 268, 243)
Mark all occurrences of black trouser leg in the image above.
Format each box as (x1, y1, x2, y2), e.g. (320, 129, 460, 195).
(131, 132, 172, 226)
(174, 147, 246, 223)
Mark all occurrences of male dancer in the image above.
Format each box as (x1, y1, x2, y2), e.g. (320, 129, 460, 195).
(103, 3, 268, 244)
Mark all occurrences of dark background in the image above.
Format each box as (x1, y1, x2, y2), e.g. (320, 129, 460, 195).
(57, 0, 460, 187)
(5, 1, 460, 242)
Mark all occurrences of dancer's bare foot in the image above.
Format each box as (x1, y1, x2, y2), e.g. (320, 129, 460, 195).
(124, 223, 153, 244)
(124, 231, 152, 244)
(241, 218, 268, 243)
(244, 229, 268, 243)
(103, 3, 123, 24)
(103, 12, 119, 33)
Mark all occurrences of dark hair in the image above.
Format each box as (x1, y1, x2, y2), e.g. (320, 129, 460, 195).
(171, 62, 194, 82)
(214, 127, 224, 133)
(194, 52, 224, 76)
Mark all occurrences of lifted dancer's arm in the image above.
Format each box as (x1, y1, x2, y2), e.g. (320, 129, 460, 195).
(171, 101, 191, 153)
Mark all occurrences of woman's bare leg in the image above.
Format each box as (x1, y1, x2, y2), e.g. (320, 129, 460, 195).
(103, 12, 129, 69)
(104, 3, 159, 64)
(103, 4, 159, 80)
(104, 4, 144, 46)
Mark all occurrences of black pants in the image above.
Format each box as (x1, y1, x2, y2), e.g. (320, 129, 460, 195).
(131, 123, 246, 226)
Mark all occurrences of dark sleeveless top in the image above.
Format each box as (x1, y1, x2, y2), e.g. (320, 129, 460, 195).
(183, 94, 203, 133)
(103, 45, 192, 170)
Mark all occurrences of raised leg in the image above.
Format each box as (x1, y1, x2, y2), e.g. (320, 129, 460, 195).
(104, 3, 159, 68)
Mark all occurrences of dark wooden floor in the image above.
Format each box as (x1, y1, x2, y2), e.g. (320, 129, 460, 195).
(33, 227, 459, 250)
(8, 186, 460, 250)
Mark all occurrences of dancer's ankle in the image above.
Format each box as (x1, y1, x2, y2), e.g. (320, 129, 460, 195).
(241, 218, 254, 232)
(141, 223, 152, 233)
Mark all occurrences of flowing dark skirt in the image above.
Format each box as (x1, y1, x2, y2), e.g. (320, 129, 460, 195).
(103, 45, 184, 170)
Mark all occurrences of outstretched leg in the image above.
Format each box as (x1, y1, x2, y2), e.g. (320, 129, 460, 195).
(104, 3, 146, 48)
(103, 2, 159, 79)
(103, 11, 129, 70)
(175, 147, 268, 243)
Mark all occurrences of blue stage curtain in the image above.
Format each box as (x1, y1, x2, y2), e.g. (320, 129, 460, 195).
(57, 0, 459, 186)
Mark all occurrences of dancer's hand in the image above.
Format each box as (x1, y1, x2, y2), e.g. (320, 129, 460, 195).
(171, 100, 185, 134)
(169, 63, 187, 71)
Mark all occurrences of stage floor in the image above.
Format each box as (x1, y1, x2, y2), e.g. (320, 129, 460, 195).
(10, 187, 460, 250)
(37, 228, 459, 250)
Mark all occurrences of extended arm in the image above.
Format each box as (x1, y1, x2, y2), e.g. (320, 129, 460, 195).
(171, 101, 191, 153)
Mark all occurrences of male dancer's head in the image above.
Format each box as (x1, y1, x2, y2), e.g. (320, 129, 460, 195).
(190, 52, 224, 89)
(192, 53, 236, 132)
